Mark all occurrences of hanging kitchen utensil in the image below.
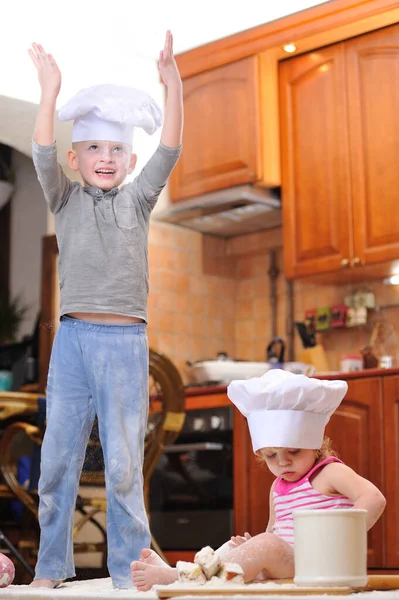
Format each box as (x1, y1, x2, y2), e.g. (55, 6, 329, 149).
(266, 337, 285, 367)
(295, 321, 316, 348)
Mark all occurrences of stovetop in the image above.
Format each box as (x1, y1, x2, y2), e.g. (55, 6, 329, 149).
(184, 380, 223, 389)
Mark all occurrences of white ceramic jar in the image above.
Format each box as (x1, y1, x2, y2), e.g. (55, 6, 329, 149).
(293, 509, 367, 588)
(340, 355, 363, 372)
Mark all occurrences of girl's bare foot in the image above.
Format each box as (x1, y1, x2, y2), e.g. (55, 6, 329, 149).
(131, 561, 178, 591)
(29, 579, 63, 588)
(138, 548, 167, 566)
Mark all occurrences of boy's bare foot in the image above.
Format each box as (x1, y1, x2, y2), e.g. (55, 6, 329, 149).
(131, 561, 177, 591)
(29, 578, 63, 588)
(138, 548, 167, 566)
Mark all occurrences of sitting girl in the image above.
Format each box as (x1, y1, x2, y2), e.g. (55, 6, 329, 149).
(131, 369, 386, 590)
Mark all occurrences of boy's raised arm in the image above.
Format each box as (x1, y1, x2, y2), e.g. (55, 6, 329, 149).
(158, 31, 183, 149)
(28, 43, 62, 146)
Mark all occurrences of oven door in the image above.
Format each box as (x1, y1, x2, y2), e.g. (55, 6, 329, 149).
(149, 439, 233, 550)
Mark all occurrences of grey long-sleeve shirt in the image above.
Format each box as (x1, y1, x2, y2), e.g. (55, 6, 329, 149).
(32, 140, 181, 321)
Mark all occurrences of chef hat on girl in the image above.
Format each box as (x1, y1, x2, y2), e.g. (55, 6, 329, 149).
(58, 84, 162, 145)
(227, 369, 347, 453)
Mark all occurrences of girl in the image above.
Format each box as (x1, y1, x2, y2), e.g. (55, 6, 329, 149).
(131, 370, 386, 590)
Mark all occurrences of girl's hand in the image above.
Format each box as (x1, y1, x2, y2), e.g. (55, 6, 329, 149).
(229, 532, 252, 547)
(28, 43, 61, 99)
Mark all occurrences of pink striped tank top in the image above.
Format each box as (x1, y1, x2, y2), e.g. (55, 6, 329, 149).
(272, 456, 354, 546)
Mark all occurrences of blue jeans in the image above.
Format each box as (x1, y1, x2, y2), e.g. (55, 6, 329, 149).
(35, 317, 150, 588)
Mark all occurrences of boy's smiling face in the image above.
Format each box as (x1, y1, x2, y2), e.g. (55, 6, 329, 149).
(67, 140, 137, 191)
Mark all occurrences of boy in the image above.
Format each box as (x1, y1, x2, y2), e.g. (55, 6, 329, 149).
(28, 31, 183, 589)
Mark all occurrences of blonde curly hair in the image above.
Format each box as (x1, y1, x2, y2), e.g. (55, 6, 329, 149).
(256, 436, 338, 467)
(315, 436, 338, 461)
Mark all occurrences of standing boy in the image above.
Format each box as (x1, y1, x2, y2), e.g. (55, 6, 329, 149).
(28, 31, 183, 589)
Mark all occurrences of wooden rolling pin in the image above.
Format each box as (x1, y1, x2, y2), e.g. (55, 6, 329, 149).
(274, 575, 399, 591)
(362, 575, 399, 591)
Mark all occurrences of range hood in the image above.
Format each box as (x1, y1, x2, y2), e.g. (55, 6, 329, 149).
(154, 184, 282, 237)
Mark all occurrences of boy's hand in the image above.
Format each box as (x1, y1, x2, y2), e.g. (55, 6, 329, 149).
(158, 31, 181, 89)
(159, 30, 183, 147)
(28, 43, 61, 99)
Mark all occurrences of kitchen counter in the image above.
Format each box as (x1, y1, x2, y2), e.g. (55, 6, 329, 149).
(313, 366, 399, 380)
(184, 366, 399, 397)
(185, 384, 227, 397)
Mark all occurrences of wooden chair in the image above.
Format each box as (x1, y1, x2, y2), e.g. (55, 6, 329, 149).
(0, 348, 186, 578)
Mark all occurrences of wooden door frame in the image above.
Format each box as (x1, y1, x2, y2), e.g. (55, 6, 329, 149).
(0, 202, 11, 297)
(39, 234, 58, 393)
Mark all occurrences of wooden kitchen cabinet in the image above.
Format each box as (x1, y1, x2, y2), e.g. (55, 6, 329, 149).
(170, 57, 263, 201)
(234, 408, 275, 536)
(382, 375, 399, 568)
(279, 43, 352, 278)
(345, 25, 399, 267)
(236, 376, 385, 567)
(325, 377, 385, 568)
(280, 23, 399, 279)
(183, 370, 399, 569)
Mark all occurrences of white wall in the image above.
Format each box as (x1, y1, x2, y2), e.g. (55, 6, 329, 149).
(1, 1, 329, 106)
(1, 0, 329, 339)
(0, 1, 329, 171)
(9, 150, 47, 339)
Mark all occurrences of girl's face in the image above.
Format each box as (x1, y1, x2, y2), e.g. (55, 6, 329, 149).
(259, 447, 318, 481)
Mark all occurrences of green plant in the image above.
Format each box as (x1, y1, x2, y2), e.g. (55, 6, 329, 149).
(0, 290, 28, 344)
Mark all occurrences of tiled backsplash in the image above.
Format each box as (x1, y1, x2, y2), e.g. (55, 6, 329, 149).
(147, 222, 399, 378)
(147, 222, 236, 379)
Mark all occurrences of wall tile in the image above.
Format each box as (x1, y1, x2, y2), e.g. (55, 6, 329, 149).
(189, 276, 208, 296)
(190, 295, 207, 315)
(253, 296, 270, 318)
(192, 315, 206, 337)
(237, 278, 255, 299)
(237, 298, 254, 320)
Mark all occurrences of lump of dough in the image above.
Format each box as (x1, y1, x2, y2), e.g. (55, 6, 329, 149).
(216, 562, 244, 584)
(176, 561, 206, 584)
(194, 546, 222, 579)
(0, 553, 15, 588)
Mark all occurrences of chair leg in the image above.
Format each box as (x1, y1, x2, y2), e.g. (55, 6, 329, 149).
(0, 529, 35, 578)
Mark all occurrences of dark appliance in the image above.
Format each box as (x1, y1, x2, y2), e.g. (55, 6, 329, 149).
(0, 313, 40, 390)
(149, 406, 233, 550)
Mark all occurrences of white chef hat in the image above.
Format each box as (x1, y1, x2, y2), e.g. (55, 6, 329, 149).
(227, 369, 347, 453)
(58, 84, 163, 145)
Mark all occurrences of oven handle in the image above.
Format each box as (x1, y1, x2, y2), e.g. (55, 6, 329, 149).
(163, 442, 224, 453)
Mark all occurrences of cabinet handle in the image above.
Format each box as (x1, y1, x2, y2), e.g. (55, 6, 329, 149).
(340, 258, 349, 268)
(351, 257, 361, 267)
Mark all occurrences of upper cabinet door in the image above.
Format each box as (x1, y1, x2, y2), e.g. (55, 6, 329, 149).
(279, 44, 352, 279)
(345, 24, 399, 266)
(170, 57, 262, 202)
